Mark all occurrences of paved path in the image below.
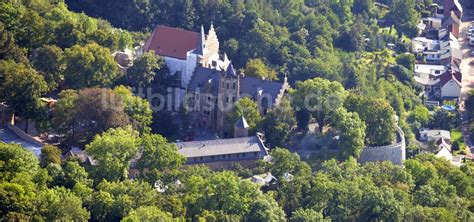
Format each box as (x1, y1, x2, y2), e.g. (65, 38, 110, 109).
(0, 126, 42, 156)
(459, 4, 474, 157)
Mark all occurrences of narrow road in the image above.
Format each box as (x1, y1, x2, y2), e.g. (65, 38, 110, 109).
(458, 4, 474, 157)
(0, 126, 42, 156)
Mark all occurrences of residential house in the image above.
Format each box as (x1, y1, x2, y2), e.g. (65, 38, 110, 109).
(439, 69, 462, 98)
(414, 63, 461, 99)
(419, 129, 451, 143)
(443, 0, 463, 19)
(414, 64, 447, 96)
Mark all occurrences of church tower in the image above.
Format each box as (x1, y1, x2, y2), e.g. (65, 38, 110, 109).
(234, 115, 249, 138)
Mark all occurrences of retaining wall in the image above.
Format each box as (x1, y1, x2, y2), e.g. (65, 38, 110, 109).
(6, 123, 44, 147)
(358, 127, 406, 165)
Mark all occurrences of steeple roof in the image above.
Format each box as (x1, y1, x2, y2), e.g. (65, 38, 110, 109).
(235, 115, 249, 128)
(225, 63, 237, 76)
(193, 25, 205, 55)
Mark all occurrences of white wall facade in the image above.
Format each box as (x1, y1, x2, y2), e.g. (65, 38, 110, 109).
(441, 79, 461, 98)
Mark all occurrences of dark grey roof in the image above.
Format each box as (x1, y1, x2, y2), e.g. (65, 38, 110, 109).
(239, 76, 285, 104)
(225, 64, 237, 76)
(235, 116, 249, 128)
(187, 66, 286, 106)
(187, 67, 221, 94)
(175, 136, 266, 158)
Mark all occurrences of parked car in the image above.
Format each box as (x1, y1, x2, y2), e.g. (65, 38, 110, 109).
(471, 50, 474, 57)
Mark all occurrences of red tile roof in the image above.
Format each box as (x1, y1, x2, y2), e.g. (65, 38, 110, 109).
(439, 70, 461, 87)
(144, 25, 199, 60)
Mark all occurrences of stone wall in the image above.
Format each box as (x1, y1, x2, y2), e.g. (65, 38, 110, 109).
(358, 127, 406, 165)
(6, 123, 45, 147)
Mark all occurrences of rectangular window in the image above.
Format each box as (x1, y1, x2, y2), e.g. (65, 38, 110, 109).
(211, 156, 215, 160)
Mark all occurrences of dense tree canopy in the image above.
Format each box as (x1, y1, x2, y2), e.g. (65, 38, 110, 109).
(31, 45, 64, 90)
(1, 0, 469, 221)
(52, 88, 130, 145)
(85, 127, 140, 181)
(0, 60, 48, 131)
(63, 43, 119, 89)
(345, 94, 397, 146)
(292, 78, 347, 133)
(126, 51, 163, 87)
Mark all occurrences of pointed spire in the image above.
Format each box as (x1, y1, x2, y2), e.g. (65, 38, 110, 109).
(194, 25, 205, 55)
(225, 63, 236, 76)
(235, 115, 249, 128)
(208, 22, 217, 38)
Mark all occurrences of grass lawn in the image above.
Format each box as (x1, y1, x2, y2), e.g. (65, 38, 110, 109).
(450, 129, 466, 154)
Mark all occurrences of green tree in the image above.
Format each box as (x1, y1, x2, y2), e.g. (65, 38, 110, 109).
(243, 58, 278, 80)
(85, 127, 140, 181)
(345, 94, 396, 146)
(121, 206, 173, 222)
(333, 108, 366, 158)
(17, 9, 46, 56)
(31, 45, 64, 91)
(268, 148, 311, 179)
(0, 143, 40, 218)
(137, 134, 186, 179)
(36, 187, 90, 221)
(247, 195, 286, 221)
(91, 179, 157, 221)
(227, 97, 261, 134)
(429, 108, 458, 131)
(386, 0, 420, 37)
(290, 208, 325, 222)
(53, 88, 130, 145)
(396, 53, 415, 71)
(51, 90, 78, 143)
(126, 51, 163, 87)
(0, 60, 48, 132)
(0, 23, 27, 63)
(260, 98, 296, 147)
(61, 161, 93, 189)
(40, 144, 62, 167)
(113, 86, 153, 133)
(0, 142, 39, 182)
(292, 78, 347, 133)
(63, 43, 119, 89)
(408, 105, 431, 127)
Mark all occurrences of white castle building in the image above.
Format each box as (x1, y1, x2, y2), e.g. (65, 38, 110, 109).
(144, 24, 231, 103)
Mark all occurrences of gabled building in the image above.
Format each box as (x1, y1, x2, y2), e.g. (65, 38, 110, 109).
(414, 63, 461, 99)
(175, 134, 268, 166)
(144, 25, 231, 103)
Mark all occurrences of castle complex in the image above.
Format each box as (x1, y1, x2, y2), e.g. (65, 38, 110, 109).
(144, 25, 289, 137)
